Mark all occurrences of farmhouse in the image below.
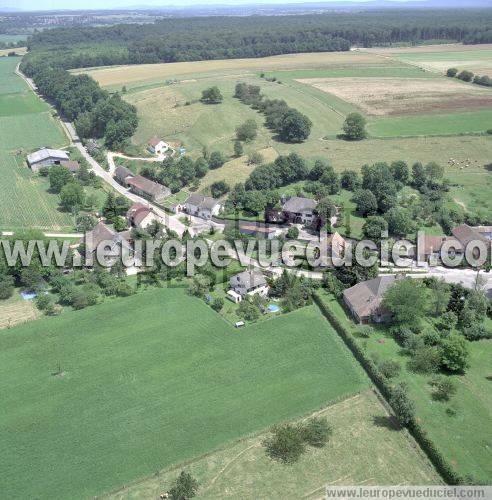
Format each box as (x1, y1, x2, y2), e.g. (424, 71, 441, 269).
(282, 196, 318, 225)
(127, 202, 159, 229)
(417, 224, 491, 262)
(184, 194, 222, 219)
(27, 148, 69, 172)
(82, 221, 133, 265)
(228, 270, 269, 303)
(147, 137, 169, 156)
(114, 166, 134, 186)
(126, 175, 171, 203)
(343, 274, 405, 324)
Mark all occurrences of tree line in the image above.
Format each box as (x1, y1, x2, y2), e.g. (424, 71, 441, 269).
(446, 67, 492, 87)
(20, 62, 138, 150)
(23, 10, 492, 71)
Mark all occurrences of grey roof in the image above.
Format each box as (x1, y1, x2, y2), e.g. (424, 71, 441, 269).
(27, 148, 69, 165)
(231, 270, 267, 289)
(343, 275, 401, 319)
(185, 194, 221, 211)
(282, 196, 317, 213)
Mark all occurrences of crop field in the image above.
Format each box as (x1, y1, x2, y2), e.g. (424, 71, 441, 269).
(298, 77, 492, 116)
(0, 287, 369, 500)
(0, 57, 71, 231)
(317, 292, 492, 484)
(362, 44, 492, 77)
(107, 390, 440, 500)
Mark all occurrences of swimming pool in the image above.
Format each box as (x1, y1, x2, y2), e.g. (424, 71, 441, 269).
(267, 304, 281, 313)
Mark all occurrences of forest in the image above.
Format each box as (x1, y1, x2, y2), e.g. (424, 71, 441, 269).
(22, 9, 492, 70)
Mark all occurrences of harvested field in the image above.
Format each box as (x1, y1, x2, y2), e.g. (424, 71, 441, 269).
(80, 51, 387, 88)
(297, 77, 492, 116)
(0, 291, 40, 330)
(0, 48, 27, 56)
(359, 43, 492, 55)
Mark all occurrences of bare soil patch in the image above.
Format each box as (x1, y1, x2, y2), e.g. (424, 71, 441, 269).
(297, 77, 492, 116)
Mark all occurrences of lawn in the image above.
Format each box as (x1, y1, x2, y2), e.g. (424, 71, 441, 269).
(0, 287, 369, 500)
(316, 291, 492, 484)
(0, 57, 72, 231)
(107, 390, 440, 499)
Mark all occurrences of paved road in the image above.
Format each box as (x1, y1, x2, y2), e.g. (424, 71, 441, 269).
(406, 265, 492, 297)
(73, 140, 189, 236)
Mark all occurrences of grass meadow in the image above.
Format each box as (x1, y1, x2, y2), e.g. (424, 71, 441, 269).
(316, 291, 492, 484)
(107, 390, 440, 499)
(0, 57, 72, 231)
(0, 287, 369, 499)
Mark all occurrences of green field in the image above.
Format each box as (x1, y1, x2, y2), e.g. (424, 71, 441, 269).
(317, 291, 492, 484)
(368, 109, 492, 138)
(0, 34, 28, 44)
(108, 390, 440, 499)
(0, 287, 369, 499)
(0, 57, 72, 231)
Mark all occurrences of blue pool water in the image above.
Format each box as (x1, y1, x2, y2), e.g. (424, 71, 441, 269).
(21, 291, 37, 301)
(267, 304, 280, 313)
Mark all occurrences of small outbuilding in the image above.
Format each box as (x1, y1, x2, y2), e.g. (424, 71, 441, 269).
(27, 148, 69, 172)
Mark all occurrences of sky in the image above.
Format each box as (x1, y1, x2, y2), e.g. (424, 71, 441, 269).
(1, 0, 417, 12)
